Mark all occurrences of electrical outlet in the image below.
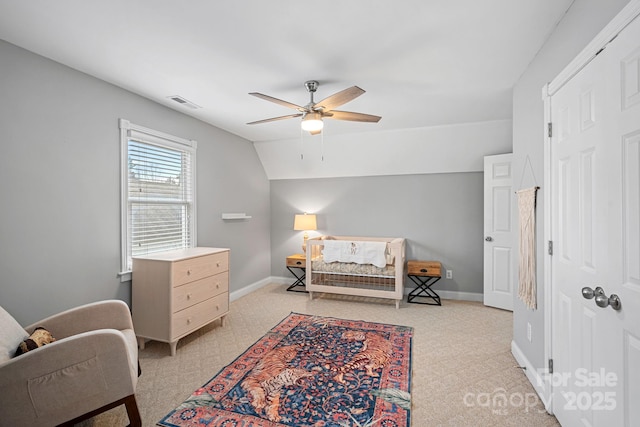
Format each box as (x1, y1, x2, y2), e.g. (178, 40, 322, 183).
(446, 270, 452, 279)
(527, 323, 532, 342)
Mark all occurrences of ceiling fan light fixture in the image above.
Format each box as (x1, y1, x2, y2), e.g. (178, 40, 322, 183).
(301, 112, 323, 132)
(249, 81, 380, 133)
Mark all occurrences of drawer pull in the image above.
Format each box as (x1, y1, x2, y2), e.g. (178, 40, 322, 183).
(216, 305, 220, 311)
(296, 261, 302, 265)
(187, 293, 192, 300)
(187, 269, 192, 276)
(420, 268, 428, 273)
(216, 262, 220, 267)
(216, 283, 220, 289)
(187, 317, 192, 324)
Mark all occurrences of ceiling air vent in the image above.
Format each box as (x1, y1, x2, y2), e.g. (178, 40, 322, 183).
(167, 95, 201, 110)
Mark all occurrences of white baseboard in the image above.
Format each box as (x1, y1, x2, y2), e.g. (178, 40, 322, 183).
(237, 277, 483, 303)
(511, 340, 553, 413)
(229, 277, 273, 301)
(428, 289, 483, 302)
(270, 276, 293, 286)
(404, 286, 483, 302)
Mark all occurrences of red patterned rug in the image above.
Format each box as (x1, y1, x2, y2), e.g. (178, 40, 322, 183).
(158, 312, 413, 427)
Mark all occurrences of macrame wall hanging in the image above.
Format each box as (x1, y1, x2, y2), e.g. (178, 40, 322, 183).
(516, 156, 539, 310)
(517, 186, 538, 309)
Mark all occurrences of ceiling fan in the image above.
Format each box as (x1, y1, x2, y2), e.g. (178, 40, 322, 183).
(247, 80, 381, 135)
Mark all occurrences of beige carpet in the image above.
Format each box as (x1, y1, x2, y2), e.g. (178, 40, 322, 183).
(80, 283, 560, 426)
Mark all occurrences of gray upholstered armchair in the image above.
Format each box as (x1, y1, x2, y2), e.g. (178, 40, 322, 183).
(0, 300, 141, 426)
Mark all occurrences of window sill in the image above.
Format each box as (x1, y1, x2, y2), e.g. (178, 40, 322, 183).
(118, 271, 132, 282)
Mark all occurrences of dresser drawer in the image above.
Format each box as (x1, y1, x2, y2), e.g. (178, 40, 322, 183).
(172, 252, 229, 286)
(407, 260, 442, 277)
(172, 293, 229, 338)
(173, 271, 229, 312)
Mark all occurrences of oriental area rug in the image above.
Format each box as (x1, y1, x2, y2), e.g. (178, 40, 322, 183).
(158, 312, 413, 427)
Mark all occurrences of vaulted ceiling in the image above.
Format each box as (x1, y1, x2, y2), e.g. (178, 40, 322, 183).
(0, 0, 573, 143)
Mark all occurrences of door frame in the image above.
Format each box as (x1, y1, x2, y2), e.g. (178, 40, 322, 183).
(541, 0, 640, 414)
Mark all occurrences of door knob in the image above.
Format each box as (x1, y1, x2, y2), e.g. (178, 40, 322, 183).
(609, 294, 622, 311)
(485, 236, 493, 242)
(583, 286, 622, 311)
(595, 293, 622, 311)
(581, 286, 604, 299)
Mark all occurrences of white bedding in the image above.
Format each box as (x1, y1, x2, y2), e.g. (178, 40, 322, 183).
(321, 240, 387, 268)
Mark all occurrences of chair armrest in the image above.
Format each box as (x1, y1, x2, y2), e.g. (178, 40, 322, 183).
(0, 329, 137, 426)
(25, 300, 133, 338)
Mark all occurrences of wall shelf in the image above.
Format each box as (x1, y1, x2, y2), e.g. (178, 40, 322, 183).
(221, 213, 252, 220)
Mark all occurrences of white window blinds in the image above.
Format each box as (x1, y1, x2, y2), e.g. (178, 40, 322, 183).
(120, 119, 197, 275)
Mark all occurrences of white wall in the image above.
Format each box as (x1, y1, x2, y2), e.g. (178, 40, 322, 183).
(511, 0, 630, 370)
(255, 120, 512, 179)
(0, 41, 272, 325)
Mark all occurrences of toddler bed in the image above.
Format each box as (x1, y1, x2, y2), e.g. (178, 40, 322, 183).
(305, 236, 406, 308)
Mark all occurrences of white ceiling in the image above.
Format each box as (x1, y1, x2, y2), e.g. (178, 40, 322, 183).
(0, 0, 573, 143)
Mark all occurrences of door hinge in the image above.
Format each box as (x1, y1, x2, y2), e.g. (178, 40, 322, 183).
(549, 358, 554, 374)
(547, 122, 552, 138)
(548, 240, 553, 255)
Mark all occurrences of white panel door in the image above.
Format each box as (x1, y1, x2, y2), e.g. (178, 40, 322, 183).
(550, 14, 640, 427)
(483, 153, 514, 311)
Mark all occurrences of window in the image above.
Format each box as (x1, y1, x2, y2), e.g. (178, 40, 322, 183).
(119, 119, 197, 278)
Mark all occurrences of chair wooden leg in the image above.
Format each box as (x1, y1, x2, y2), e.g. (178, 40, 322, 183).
(124, 394, 142, 427)
(57, 394, 141, 427)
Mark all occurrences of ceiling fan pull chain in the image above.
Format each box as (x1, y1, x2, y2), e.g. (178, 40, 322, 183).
(321, 131, 324, 162)
(300, 127, 304, 160)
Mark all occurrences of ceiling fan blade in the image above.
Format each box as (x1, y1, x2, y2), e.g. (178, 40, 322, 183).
(246, 113, 303, 125)
(313, 86, 365, 111)
(249, 92, 305, 111)
(325, 110, 381, 123)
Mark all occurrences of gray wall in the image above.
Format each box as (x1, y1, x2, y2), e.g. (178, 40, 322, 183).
(270, 173, 484, 296)
(0, 40, 271, 325)
(511, 0, 629, 369)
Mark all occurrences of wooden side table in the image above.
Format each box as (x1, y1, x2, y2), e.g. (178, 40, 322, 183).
(406, 260, 442, 305)
(286, 254, 307, 292)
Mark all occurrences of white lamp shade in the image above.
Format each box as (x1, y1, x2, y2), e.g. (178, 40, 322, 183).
(301, 113, 324, 132)
(294, 214, 317, 231)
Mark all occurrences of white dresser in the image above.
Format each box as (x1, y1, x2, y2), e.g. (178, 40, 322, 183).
(132, 247, 230, 356)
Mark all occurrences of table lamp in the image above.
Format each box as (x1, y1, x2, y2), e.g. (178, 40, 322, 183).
(294, 213, 317, 252)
